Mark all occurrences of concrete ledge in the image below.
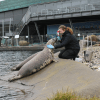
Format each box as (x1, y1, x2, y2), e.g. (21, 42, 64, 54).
(0, 46, 64, 51)
(0, 46, 45, 51)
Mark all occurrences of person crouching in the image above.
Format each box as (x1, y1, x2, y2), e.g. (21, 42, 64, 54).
(47, 25, 80, 60)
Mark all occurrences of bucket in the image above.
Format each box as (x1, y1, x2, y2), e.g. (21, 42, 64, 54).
(84, 51, 93, 62)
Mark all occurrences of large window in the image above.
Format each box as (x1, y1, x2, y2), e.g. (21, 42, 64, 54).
(0, 8, 28, 36)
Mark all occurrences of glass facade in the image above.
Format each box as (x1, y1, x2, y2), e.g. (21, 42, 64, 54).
(0, 8, 28, 36)
(47, 20, 100, 40)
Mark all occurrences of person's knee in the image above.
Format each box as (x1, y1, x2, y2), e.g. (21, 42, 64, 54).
(58, 54, 62, 58)
(61, 54, 69, 59)
(58, 53, 63, 58)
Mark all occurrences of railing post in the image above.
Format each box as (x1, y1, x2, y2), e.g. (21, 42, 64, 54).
(69, 19, 75, 36)
(11, 36, 14, 46)
(27, 25, 30, 43)
(69, 19, 72, 29)
(0, 37, 1, 46)
(2, 20, 4, 36)
(34, 22, 42, 43)
(9, 18, 11, 34)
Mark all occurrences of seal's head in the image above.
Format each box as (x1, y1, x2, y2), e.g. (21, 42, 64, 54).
(46, 38, 57, 46)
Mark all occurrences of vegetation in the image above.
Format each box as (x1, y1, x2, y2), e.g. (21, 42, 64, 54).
(47, 90, 100, 100)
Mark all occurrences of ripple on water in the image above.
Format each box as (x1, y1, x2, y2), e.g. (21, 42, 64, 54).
(0, 51, 38, 76)
(0, 51, 39, 99)
(0, 86, 26, 100)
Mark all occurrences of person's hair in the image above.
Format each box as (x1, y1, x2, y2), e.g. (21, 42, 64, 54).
(58, 25, 73, 34)
(59, 25, 67, 30)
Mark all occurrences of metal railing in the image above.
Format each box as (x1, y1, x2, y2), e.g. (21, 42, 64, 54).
(14, 6, 31, 35)
(30, 0, 99, 17)
(2, 30, 100, 47)
(1, 33, 100, 47)
(1, 34, 57, 46)
(14, 0, 100, 35)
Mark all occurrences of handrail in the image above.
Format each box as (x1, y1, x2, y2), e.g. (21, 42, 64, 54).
(14, 6, 31, 35)
(15, 0, 100, 36)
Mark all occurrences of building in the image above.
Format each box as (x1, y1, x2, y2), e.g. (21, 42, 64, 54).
(0, 0, 100, 44)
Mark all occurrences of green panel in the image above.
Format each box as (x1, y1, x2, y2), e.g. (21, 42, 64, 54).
(0, 0, 59, 12)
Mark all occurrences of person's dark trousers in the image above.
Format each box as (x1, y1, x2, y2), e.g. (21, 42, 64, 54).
(58, 49, 80, 60)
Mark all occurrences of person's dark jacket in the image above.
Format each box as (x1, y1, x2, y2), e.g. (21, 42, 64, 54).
(54, 30, 80, 50)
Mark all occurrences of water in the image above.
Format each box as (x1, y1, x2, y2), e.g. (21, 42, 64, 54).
(0, 51, 39, 100)
(0, 51, 39, 76)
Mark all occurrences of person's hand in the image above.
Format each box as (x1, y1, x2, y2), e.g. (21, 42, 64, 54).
(47, 44, 54, 49)
(57, 36, 61, 41)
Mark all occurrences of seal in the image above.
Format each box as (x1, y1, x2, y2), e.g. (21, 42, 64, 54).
(8, 38, 57, 82)
(11, 51, 40, 71)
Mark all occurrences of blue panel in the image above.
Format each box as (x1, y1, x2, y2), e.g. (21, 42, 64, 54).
(47, 23, 70, 35)
(73, 21, 100, 29)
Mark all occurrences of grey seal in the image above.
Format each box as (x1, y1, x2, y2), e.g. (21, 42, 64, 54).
(8, 38, 57, 82)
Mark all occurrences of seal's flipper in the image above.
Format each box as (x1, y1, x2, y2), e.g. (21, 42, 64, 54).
(11, 66, 20, 71)
(53, 58, 59, 62)
(11, 52, 40, 71)
(8, 75, 22, 82)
